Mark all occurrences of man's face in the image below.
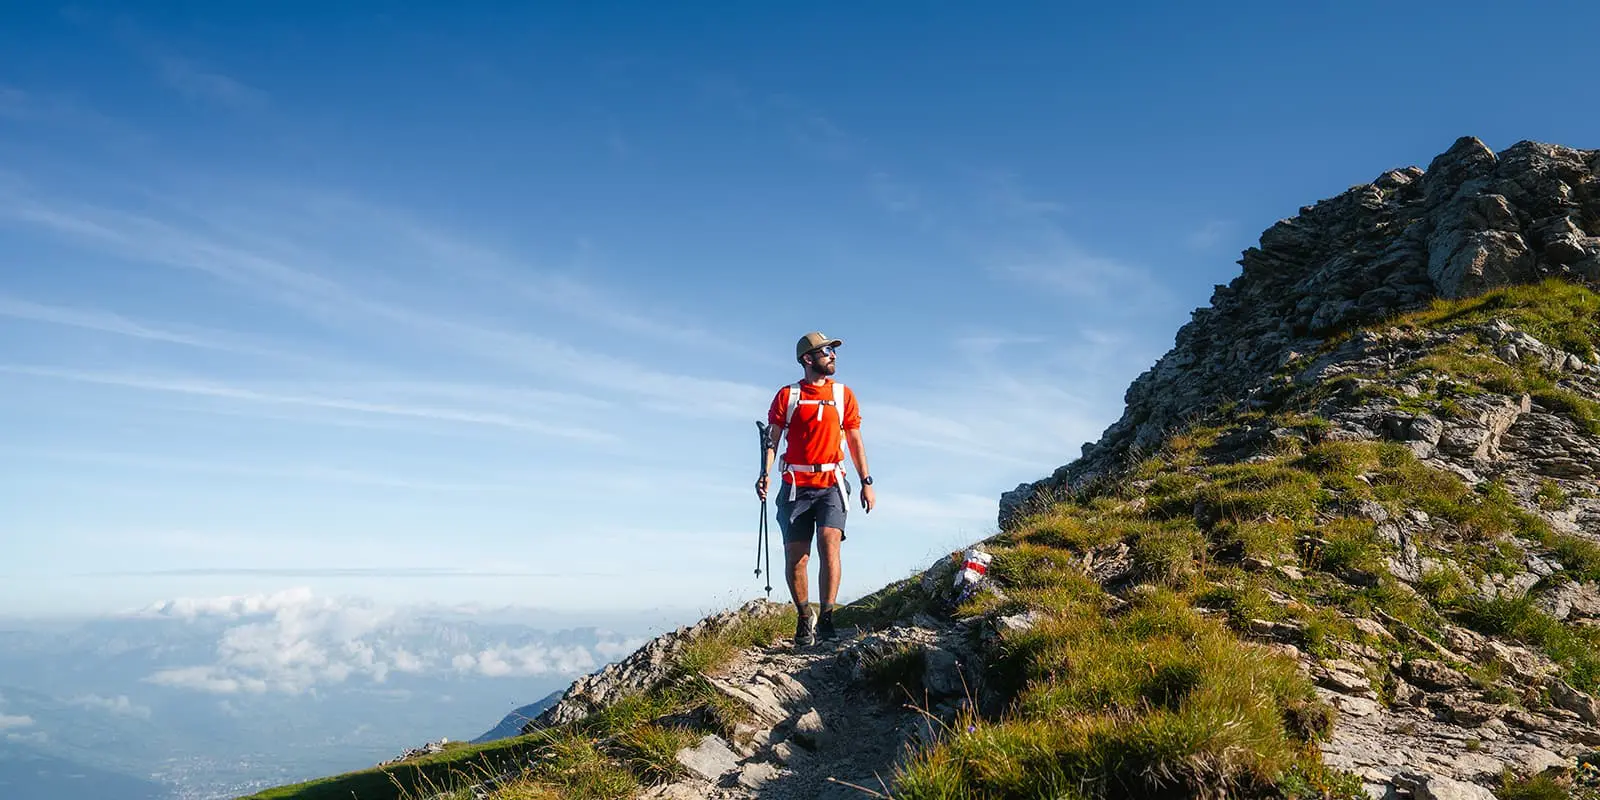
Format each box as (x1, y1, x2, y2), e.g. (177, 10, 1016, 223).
(807, 345, 837, 375)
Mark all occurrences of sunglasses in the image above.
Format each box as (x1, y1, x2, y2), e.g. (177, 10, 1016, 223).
(808, 345, 837, 357)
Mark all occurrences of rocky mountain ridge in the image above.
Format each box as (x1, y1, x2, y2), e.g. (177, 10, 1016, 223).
(1002, 136, 1600, 524)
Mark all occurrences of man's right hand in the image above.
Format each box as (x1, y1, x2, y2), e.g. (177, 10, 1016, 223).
(755, 474, 769, 500)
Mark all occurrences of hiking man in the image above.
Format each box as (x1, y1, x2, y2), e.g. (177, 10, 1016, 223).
(756, 331, 875, 646)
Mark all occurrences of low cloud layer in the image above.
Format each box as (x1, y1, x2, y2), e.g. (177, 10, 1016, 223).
(68, 694, 151, 718)
(138, 588, 643, 695)
(0, 693, 32, 731)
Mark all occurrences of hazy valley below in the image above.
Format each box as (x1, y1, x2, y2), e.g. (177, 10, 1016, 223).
(0, 590, 672, 800)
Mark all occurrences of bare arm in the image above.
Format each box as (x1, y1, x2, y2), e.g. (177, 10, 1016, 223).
(844, 428, 869, 479)
(845, 428, 875, 512)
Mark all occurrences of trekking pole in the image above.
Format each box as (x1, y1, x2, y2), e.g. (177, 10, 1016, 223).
(755, 421, 773, 599)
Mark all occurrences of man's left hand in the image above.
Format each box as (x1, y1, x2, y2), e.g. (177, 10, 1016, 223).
(861, 484, 876, 513)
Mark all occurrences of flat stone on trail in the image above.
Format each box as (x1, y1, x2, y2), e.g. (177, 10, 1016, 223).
(710, 676, 790, 726)
(1330, 693, 1381, 717)
(675, 734, 740, 782)
(1508, 744, 1567, 775)
(767, 740, 807, 766)
(792, 708, 827, 750)
(1402, 659, 1470, 690)
(1548, 678, 1600, 723)
(641, 781, 710, 799)
(736, 760, 780, 789)
(1412, 773, 1497, 800)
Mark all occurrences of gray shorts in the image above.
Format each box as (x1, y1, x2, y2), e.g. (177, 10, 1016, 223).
(775, 482, 848, 544)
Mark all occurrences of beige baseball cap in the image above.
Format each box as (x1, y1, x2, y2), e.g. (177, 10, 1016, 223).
(795, 331, 843, 359)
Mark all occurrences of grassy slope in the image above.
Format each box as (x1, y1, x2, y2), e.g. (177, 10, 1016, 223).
(238, 736, 555, 800)
(888, 280, 1600, 799)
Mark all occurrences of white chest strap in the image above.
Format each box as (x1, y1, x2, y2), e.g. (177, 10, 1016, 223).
(778, 381, 850, 501)
(783, 380, 845, 424)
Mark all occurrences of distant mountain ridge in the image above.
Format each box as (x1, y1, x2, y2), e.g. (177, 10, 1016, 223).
(470, 689, 564, 744)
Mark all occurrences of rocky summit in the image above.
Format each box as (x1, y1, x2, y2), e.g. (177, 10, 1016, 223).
(1003, 136, 1600, 523)
(261, 137, 1600, 800)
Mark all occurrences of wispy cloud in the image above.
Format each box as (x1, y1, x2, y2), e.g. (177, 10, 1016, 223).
(992, 251, 1151, 303)
(308, 198, 774, 364)
(0, 293, 318, 363)
(868, 170, 922, 214)
(138, 587, 329, 621)
(1186, 219, 1233, 250)
(867, 170, 942, 233)
(0, 294, 215, 348)
(77, 8, 267, 113)
(106, 567, 605, 578)
(963, 173, 1170, 310)
(0, 365, 618, 442)
(860, 163, 1168, 314)
(7, 446, 532, 494)
(158, 56, 266, 110)
(0, 85, 27, 118)
(0, 712, 33, 730)
(750, 91, 853, 161)
(606, 127, 632, 159)
(0, 187, 781, 417)
(67, 694, 151, 719)
(975, 169, 1072, 220)
(870, 490, 996, 527)
(0, 190, 349, 309)
(450, 643, 604, 678)
(0, 84, 148, 146)
(951, 332, 1050, 358)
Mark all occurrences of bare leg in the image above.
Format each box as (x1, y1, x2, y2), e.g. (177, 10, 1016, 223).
(817, 526, 843, 607)
(785, 539, 811, 616)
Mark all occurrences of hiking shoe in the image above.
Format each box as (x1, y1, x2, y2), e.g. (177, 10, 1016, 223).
(816, 611, 838, 641)
(793, 611, 816, 647)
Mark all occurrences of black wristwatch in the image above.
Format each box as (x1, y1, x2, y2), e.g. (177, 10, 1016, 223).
(861, 475, 873, 486)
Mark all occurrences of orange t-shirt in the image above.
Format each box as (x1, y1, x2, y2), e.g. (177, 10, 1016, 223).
(767, 380, 861, 487)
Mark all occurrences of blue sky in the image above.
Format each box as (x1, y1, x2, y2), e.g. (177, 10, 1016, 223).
(3, 2, 1599, 619)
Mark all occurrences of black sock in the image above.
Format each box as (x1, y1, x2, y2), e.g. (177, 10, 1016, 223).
(820, 604, 834, 618)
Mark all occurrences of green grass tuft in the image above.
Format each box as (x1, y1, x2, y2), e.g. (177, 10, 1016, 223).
(1196, 461, 1325, 524)
(860, 641, 928, 700)
(1497, 769, 1574, 800)
(1131, 521, 1208, 586)
(1457, 594, 1600, 692)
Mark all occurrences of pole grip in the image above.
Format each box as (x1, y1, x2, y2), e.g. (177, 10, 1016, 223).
(756, 420, 770, 477)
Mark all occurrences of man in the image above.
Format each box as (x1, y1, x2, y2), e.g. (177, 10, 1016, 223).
(756, 331, 876, 647)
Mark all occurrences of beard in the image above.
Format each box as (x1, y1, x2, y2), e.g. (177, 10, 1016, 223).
(814, 359, 836, 376)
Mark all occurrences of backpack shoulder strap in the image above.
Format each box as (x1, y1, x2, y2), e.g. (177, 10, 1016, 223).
(783, 382, 803, 426)
(832, 381, 845, 430)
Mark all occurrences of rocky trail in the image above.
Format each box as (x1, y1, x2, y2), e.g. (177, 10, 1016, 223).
(643, 613, 971, 800)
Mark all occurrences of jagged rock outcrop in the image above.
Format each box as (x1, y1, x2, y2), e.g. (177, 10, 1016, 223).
(1002, 136, 1600, 526)
(522, 600, 787, 732)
